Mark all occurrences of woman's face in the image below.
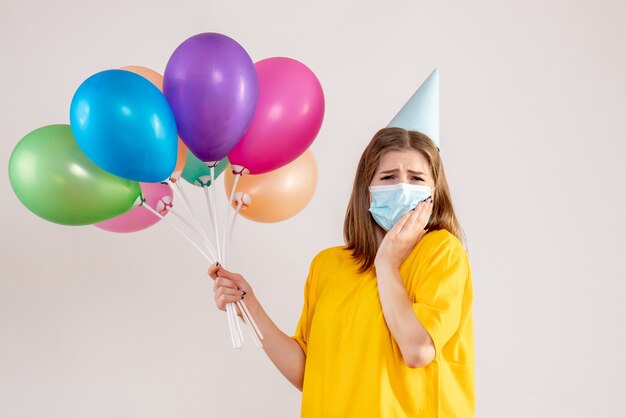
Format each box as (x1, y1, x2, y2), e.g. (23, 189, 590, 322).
(369, 149, 435, 189)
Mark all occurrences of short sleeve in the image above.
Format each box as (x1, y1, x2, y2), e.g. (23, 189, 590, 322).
(290, 255, 319, 356)
(412, 237, 469, 358)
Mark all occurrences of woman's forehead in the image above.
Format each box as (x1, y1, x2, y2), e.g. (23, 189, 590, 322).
(376, 150, 430, 174)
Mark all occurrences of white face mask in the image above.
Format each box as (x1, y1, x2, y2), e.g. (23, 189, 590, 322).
(368, 183, 434, 231)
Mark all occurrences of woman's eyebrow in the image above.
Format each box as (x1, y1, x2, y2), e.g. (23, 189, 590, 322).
(378, 168, 427, 176)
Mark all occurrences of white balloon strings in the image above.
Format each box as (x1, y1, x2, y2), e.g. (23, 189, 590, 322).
(226, 200, 244, 266)
(237, 300, 263, 346)
(168, 181, 218, 261)
(141, 203, 213, 264)
(226, 303, 238, 348)
(168, 207, 198, 232)
(222, 173, 241, 267)
(202, 186, 219, 257)
(232, 301, 244, 347)
(197, 169, 240, 349)
(157, 172, 261, 349)
(209, 166, 223, 263)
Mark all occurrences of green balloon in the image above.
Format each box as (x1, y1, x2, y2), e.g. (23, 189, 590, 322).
(181, 150, 229, 187)
(9, 125, 142, 225)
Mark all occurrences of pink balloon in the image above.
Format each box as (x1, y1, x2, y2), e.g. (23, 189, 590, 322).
(227, 57, 325, 175)
(95, 182, 173, 233)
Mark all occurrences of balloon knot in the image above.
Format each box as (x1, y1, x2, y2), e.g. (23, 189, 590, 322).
(230, 165, 249, 176)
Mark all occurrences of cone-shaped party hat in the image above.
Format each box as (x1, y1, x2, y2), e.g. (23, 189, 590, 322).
(387, 68, 440, 148)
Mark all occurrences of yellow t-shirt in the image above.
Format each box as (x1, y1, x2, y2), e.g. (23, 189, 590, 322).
(291, 229, 475, 417)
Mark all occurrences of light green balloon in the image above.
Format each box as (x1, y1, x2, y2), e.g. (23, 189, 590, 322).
(9, 124, 142, 225)
(181, 150, 229, 187)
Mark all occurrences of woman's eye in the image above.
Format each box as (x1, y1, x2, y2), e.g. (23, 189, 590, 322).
(412, 177, 423, 181)
(381, 175, 394, 180)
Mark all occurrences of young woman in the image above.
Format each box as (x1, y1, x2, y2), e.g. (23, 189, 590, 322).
(208, 127, 475, 417)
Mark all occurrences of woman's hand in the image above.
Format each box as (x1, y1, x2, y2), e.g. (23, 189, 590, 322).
(208, 263, 259, 318)
(208, 263, 306, 390)
(375, 197, 433, 270)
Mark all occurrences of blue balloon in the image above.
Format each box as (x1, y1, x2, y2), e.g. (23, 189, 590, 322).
(70, 69, 178, 182)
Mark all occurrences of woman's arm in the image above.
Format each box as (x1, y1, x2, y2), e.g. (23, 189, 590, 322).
(208, 264, 306, 391)
(375, 262, 435, 368)
(244, 298, 307, 391)
(374, 198, 436, 368)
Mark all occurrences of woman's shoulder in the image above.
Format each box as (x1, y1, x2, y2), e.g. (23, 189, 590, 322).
(417, 229, 472, 280)
(418, 228, 467, 256)
(311, 245, 350, 266)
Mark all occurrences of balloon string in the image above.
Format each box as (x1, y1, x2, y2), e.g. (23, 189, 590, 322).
(172, 181, 212, 245)
(141, 203, 213, 264)
(224, 192, 253, 347)
(202, 186, 219, 258)
(203, 172, 222, 264)
(226, 302, 238, 349)
(168, 207, 198, 232)
(209, 166, 223, 263)
(168, 181, 210, 249)
(168, 181, 218, 261)
(221, 173, 246, 348)
(201, 174, 237, 347)
(226, 200, 243, 264)
(237, 300, 264, 345)
(232, 301, 244, 347)
(235, 302, 256, 347)
(199, 172, 236, 347)
(222, 173, 241, 268)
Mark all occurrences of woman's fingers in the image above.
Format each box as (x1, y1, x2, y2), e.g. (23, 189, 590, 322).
(215, 267, 243, 283)
(390, 209, 413, 234)
(215, 286, 245, 298)
(209, 265, 242, 289)
(208, 264, 253, 313)
(214, 292, 245, 311)
(400, 198, 432, 235)
(207, 262, 220, 280)
(213, 275, 239, 291)
(422, 199, 433, 230)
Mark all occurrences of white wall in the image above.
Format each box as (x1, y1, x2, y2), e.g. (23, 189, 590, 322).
(1, 0, 624, 416)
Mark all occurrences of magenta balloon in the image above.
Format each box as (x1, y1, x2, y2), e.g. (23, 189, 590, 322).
(94, 182, 173, 233)
(163, 33, 258, 163)
(227, 57, 325, 175)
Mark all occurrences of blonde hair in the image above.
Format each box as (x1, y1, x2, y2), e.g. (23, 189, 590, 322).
(343, 127, 467, 273)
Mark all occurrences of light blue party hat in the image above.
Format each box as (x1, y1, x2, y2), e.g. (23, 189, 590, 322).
(387, 68, 440, 148)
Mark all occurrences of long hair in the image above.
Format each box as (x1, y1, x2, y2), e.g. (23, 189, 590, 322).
(343, 127, 467, 274)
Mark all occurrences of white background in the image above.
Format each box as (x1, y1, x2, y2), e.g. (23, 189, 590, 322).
(1, 0, 625, 416)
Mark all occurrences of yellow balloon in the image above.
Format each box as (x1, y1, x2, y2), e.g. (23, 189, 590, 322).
(224, 150, 317, 223)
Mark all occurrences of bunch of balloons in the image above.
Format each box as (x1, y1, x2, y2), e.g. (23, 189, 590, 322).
(8, 32, 325, 349)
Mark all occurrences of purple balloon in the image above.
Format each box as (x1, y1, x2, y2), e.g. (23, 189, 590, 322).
(163, 33, 258, 162)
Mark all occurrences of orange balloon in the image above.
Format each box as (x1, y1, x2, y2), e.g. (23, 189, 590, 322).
(120, 65, 163, 90)
(120, 65, 185, 181)
(224, 150, 317, 223)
